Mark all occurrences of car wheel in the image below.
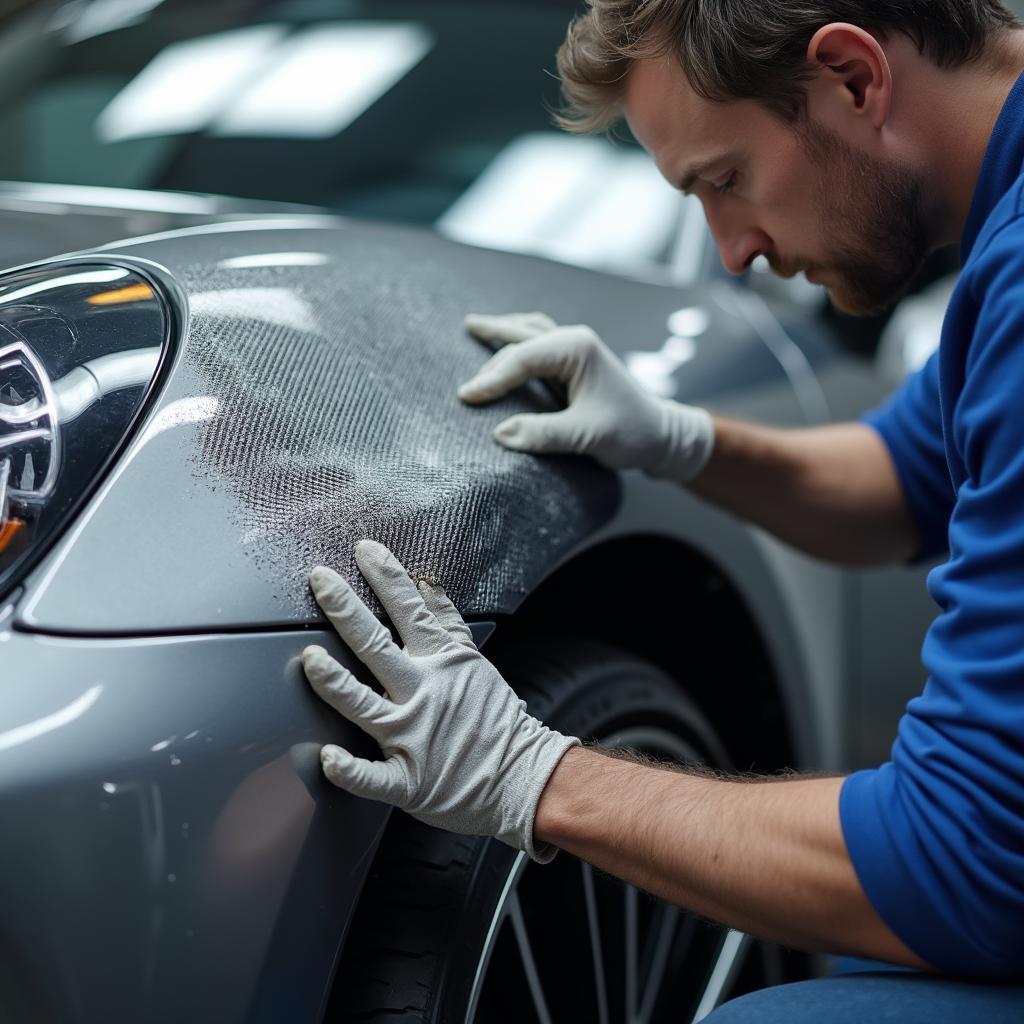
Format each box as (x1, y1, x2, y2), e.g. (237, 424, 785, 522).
(327, 638, 803, 1023)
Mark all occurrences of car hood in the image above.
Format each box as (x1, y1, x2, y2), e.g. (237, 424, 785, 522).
(0, 182, 316, 272)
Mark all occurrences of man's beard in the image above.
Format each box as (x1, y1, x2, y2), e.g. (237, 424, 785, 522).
(772, 122, 930, 316)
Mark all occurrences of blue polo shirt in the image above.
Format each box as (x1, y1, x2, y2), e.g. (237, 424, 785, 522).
(840, 71, 1024, 979)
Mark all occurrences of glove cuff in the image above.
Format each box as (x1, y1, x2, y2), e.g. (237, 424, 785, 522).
(644, 400, 715, 484)
(501, 728, 581, 863)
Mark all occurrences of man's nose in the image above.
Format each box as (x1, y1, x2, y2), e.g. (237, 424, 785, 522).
(705, 209, 773, 275)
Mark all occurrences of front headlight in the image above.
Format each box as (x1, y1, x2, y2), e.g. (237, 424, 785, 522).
(0, 263, 172, 599)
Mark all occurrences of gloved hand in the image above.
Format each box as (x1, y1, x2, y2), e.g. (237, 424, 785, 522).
(302, 540, 579, 861)
(459, 311, 715, 483)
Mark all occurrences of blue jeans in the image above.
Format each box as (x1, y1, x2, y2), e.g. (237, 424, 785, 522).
(703, 971, 1024, 1022)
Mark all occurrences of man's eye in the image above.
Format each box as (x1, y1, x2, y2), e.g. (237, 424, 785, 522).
(713, 172, 738, 196)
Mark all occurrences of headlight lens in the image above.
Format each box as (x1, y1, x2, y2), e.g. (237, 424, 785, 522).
(0, 263, 171, 597)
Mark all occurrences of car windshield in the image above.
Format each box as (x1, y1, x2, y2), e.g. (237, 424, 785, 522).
(0, 0, 687, 275)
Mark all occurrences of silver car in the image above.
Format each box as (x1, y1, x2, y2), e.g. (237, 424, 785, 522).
(0, 2, 943, 1021)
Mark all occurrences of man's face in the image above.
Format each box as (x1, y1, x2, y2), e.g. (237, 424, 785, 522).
(623, 55, 930, 315)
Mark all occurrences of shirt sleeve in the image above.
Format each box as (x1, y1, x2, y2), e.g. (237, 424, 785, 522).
(841, 220, 1024, 979)
(861, 352, 954, 561)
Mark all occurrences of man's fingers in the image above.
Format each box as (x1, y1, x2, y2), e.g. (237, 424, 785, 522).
(354, 541, 447, 660)
(309, 564, 402, 679)
(302, 645, 387, 737)
(464, 311, 557, 349)
(417, 581, 476, 649)
(518, 312, 558, 334)
(458, 331, 579, 404)
(493, 410, 581, 454)
(320, 745, 407, 804)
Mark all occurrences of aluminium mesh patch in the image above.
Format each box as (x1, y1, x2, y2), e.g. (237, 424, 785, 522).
(180, 227, 619, 618)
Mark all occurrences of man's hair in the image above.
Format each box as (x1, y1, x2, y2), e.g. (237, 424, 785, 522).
(556, 0, 1021, 132)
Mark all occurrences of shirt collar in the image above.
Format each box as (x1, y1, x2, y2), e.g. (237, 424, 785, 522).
(961, 69, 1024, 261)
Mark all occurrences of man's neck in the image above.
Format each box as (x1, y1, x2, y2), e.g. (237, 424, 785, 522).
(919, 29, 1024, 248)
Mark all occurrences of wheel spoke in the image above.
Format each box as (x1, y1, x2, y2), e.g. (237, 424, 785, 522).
(625, 884, 639, 1022)
(465, 852, 528, 1024)
(508, 891, 554, 1024)
(691, 930, 751, 1023)
(637, 904, 681, 1024)
(581, 862, 611, 1024)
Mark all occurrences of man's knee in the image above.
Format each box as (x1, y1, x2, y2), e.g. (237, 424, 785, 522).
(701, 973, 1024, 1024)
(701, 981, 812, 1024)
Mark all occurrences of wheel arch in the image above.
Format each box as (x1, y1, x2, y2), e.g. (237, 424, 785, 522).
(490, 533, 822, 774)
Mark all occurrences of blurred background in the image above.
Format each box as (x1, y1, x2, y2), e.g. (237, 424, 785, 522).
(2, 0, 1021, 377)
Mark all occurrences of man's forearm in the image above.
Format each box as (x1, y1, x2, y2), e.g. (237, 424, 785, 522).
(689, 417, 919, 566)
(535, 746, 928, 967)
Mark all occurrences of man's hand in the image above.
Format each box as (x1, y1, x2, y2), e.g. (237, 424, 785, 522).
(460, 313, 918, 565)
(302, 540, 579, 860)
(300, 543, 927, 967)
(459, 311, 715, 484)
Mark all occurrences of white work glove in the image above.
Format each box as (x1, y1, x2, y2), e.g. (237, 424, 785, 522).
(302, 540, 579, 862)
(459, 311, 715, 483)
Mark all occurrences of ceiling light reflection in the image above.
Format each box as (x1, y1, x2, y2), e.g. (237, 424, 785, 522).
(59, 0, 167, 43)
(667, 307, 710, 337)
(626, 336, 699, 398)
(190, 288, 318, 333)
(96, 25, 286, 142)
(0, 684, 103, 753)
(217, 252, 333, 269)
(214, 23, 432, 139)
(0, 268, 127, 306)
(438, 133, 679, 271)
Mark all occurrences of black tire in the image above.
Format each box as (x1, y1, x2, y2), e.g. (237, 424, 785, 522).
(327, 638, 803, 1024)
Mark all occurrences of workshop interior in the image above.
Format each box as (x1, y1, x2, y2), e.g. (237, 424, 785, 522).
(2, 2, 1022, 1022)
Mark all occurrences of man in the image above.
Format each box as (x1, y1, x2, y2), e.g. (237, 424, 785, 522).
(300, 1, 1024, 1018)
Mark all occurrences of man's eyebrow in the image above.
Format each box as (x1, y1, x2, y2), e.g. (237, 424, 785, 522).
(677, 155, 733, 194)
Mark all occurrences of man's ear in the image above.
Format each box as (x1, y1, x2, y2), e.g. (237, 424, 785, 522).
(805, 22, 892, 130)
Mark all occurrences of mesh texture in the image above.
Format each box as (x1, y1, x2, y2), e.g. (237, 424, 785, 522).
(180, 226, 618, 618)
